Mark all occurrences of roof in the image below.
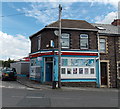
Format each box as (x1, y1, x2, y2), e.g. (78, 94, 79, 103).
(46, 19, 97, 30)
(30, 19, 97, 38)
(91, 23, 120, 35)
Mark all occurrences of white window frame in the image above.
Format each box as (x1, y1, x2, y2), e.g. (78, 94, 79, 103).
(38, 37, 41, 50)
(80, 34, 89, 49)
(117, 62, 120, 79)
(61, 57, 96, 79)
(61, 33, 70, 48)
(99, 38, 106, 53)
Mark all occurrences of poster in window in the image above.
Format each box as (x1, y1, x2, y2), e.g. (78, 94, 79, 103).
(31, 59, 36, 66)
(85, 59, 94, 66)
(79, 68, 83, 74)
(71, 59, 75, 66)
(61, 68, 66, 74)
(74, 59, 79, 66)
(67, 68, 71, 74)
(78, 59, 83, 66)
(84, 68, 89, 74)
(73, 68, 77, 74)
(62, 59, 68, 66)
(80, 59, 95, 67)
(68, 59, 72, 66)
(90, 68, 94, 74)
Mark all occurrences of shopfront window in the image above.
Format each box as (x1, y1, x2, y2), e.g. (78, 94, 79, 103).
(90, 68, 95, 74)
(84, 68, 89, 74)
(79, 68, 83, 74)
(67, 68, 72, 74)
(61, 68, 66, 74)
(62, 58, 95, 67)
(61, 57, 96, 78)
(31, 59, 36, 66)
(62, 59, 68, 66)
(73, 68, 77, 74)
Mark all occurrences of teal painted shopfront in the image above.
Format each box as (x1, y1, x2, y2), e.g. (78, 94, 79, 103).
(29, 49, 100, 87)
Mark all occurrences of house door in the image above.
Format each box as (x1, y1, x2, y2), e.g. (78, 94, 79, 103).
(101, 62, 108, 86)
(45, 63, 53, 82)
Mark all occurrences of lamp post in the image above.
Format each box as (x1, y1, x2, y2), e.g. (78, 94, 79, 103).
(58, 4, 62, 88)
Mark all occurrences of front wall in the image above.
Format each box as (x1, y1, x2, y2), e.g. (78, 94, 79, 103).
(100, 36, 120, 88)
(30, 29, 98, 53)
(31, 36, 38, 53)
(61, 30, 98, 50)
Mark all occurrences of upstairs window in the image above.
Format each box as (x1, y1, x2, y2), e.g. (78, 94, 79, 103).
(118, 62, 120, 78)
(100, 39, 106, 53)
(38, 37, 41, 50)
(80, 34, 89, 49)
(61, 33, 70, 48)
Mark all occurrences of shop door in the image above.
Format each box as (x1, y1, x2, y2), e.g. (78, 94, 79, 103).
(45, 63, 53, 82)
(101, 62, 107, 85)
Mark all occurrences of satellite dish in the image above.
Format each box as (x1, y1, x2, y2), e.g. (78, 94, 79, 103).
(54, 30, 59, 36)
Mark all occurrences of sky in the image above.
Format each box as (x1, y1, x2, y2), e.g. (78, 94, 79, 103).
(0, 0, 120, 60)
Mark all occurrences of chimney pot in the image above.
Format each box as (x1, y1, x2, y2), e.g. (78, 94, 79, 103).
(111, 19, 120, 26)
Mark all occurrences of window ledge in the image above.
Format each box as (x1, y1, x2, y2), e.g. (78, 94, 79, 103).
(117, 77, 120, 80)
(100, 53, 107, 55)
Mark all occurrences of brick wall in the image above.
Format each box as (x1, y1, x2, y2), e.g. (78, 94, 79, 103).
(30, 28, 98, 52)
(100, 36, 120, 88)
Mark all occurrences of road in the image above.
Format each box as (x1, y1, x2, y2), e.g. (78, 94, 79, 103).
(1, 80, 119, 107)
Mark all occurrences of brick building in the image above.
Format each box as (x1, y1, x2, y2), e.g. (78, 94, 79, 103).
(92, 19, 120, 88)
(29, 19, 120, 88)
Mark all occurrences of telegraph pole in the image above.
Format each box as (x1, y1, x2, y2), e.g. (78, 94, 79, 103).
(58, 4, 62, 88)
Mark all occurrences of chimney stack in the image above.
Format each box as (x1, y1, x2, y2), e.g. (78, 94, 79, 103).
(111, 19, 120, 26)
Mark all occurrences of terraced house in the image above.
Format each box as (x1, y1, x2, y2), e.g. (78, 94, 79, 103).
(29, 19, 120, 88)
(92, 19, 120, 88)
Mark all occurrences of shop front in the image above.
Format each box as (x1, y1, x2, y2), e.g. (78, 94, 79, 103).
(29, 50, 100, 87)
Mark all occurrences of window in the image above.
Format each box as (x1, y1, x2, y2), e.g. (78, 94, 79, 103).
(38, 37, 41, 50)
(31, 59, 36, 66)
(84, 68, 89, 74)
(62, 59, 68, 66)
(61, 58, 96, 78)
(67, 68, 71, 74)
(61, 68, 66, 74)
(73, 68, 77, 74)
(96, 26, 106, 30)
(80, 34, 89, 49)
(61, 33, 69, 48)
(118, 62, 120, 78)
(90, 68, 95, 74)
(79, 68, 83, 74)
(100, 39, 106, 53)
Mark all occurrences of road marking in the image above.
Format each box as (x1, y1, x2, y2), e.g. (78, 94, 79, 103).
(0, 85, 5, 88)
(26, 88, 36, 90)
(12, 96, 44, 99)
(26, 96, 44, 99)
(12, 96, 24, 98)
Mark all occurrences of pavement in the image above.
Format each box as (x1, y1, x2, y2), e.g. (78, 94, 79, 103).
(17, 76, 119, 92)
(17, 76, 52, 90)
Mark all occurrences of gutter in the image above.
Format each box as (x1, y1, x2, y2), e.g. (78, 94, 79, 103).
(114, 37, 118, 88)
(45, 27, 98, 32)
(29, 26, 98, 39)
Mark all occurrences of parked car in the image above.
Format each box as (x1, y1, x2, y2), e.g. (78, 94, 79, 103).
(0, 68, 2, 79)
(2, 67, 17, 81)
